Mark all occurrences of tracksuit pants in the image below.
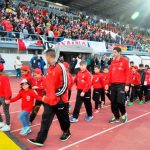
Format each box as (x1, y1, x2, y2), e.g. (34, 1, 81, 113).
(110, 84, 126, 119)
(30, 100, 44, 123)
(0, 97, 10, 125)
(36, 102, 70, 143)
(73, 90, 92, 119)
(92, 88, 102, 109)
(130, 85, 142, 102)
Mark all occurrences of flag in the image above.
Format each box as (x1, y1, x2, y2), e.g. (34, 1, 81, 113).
(40, 36, 55, 52)
(17, 39, 31, 51)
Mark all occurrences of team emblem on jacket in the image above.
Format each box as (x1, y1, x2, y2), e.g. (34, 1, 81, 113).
(27, 96, 30, 101)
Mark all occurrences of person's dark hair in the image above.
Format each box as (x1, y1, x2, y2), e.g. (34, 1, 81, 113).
(145, 64, 149, 68)
(130, 61, 134, 64)
(94, 65, 99, 69)
(80, 60, 87, 65)
(21, 80, 32, 89)
(139, 64, 144, 68)
(102, 66, 108, 70)
(46, 49, 56, 58)
(40, 56, 43, 60)
(113, 47, 121, 53)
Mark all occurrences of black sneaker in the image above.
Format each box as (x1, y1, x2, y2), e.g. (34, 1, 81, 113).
(60, 132, 71, 141)
(109, 117, 120, 123)
(27, 139, 44, 147)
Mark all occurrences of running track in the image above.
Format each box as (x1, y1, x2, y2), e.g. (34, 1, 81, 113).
(1, 78, 150, 150)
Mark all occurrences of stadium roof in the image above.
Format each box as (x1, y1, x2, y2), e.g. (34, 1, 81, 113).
(49, 0, 150, 28)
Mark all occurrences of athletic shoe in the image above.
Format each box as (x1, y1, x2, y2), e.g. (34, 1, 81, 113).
(128, 102, 133, 106)
(109, 117, 120, 123)
(139, 100, 144, 105)
(121, 114, 128, 123)
(20, 127, 31, 136)
(60, 131, 71, 141)
(70, 117, 78, 123)
(27, 139, 44, 147)
(0, 122, 5, 128)
(93, 109, 99, 113)
(0, 124, 10, 131)
(85, 116, 93, 121)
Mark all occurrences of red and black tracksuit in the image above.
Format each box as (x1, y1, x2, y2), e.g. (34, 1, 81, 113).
(0, 74, 12, 125)
(73, 69, 92, 119)
(107, 56, 130, 119)
(144, 72, 150, 101)
(29, 76, 46, 123)
(35, 63, 70, 144)
(129, 72, 142, 102)
(92, 72, 103, 109)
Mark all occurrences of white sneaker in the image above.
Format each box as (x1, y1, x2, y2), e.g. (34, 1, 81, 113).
(0, 122, 5, 128)
(0, 124, 10, 131)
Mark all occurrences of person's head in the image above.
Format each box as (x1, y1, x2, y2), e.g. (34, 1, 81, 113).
(130, 61, 134, 67)
(103, 66, 109, 73)
(132, 66, 138, 72)
(20, 79, 31, 90)
(94, 65, 100, 73)
(33, 68, 42, 79)
(139, 64, 144, 70)
(45, 49, 56, 65)
(40, 56, 43, 60)
(21, 65, 30, 76)
(16, 56, 20, 60)
(145, 65, 149, 70)
(80, 60, 87, 71)
(113, 47, 121, 59)
(78, 54, 82, 59)
(0, 64, 4, 72)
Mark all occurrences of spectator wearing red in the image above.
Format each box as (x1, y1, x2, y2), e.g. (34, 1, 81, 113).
(92, 65, 103, 113)
(29, 68, 46, 124)
(105, 47, 130, 123)
(128, 66, 142, 106)
(6, 79, 43, 136)
(70, 60, 93, 123)
(27, 49, 70, 146)
(21, 65, 35, 87)
(0, 64, 12, 132)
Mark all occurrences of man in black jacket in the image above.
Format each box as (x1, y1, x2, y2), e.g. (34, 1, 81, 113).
(138, 64, 146, 104)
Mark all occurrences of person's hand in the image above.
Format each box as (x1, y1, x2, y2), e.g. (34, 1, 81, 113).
(32, 86, 38, 90)
(125, 85, 129, 92)
(5, 100, 10, 104)
(42, 96, 45, 102)
(80, 92, 85, 97)
(105, 85, 109, 91)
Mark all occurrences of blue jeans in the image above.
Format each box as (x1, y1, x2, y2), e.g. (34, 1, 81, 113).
(19, 111, 30, 128)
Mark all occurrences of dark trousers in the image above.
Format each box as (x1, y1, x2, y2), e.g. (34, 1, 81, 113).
(68, 90, 71, 101)
(130, 85, 142, 102)
(110, 84, 126, 119)
(101, 88, 105, 103)
(145, 86, 150, 101)
(92, 88, 102, 109)
(0, 97, 10, 125)
(36, 103, 70, 143)
(73, 90, 92, 119)
(16, 68, 21, 78)
(140, 85, 146, 98)
(29, 100, 44, 123)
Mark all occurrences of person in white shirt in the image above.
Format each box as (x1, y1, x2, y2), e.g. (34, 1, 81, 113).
(15, 56, 22, 78)
(75, 54, 82, 74)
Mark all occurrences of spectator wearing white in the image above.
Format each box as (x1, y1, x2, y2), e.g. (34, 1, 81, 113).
(75, 54, 82, 74)
(15, 56, 22, 78)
